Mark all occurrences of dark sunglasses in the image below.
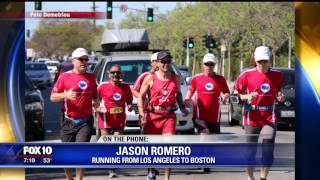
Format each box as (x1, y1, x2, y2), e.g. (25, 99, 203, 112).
(159, 59, 171, 64)
(109, 71, 121, 75)
(77, 58, 89, 62)
(204, 63, 215, 67)
(257, 60, 269, 64)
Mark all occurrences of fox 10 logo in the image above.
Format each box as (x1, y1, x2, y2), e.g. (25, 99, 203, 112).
(23, 146, 53, 155)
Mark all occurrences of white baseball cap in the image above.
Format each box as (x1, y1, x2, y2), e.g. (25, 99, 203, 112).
(254, 46, 271, 61)
(150, 52, 158, 62)
(203, 53, 216, 64)
(71, 48, 89, 59)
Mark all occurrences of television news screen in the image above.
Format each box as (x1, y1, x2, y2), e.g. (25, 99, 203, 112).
(0, 2, 318, 180)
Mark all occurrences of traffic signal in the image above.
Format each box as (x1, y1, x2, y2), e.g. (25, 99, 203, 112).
(188, 38, 194, 48)
(183, 37, 194, 48)
(35, 1, 42, 10)
(147, 8, 153, 22)
(107, 1, 112, 19)
(183, 39, 187, 48)
(203, 35, 216, 49)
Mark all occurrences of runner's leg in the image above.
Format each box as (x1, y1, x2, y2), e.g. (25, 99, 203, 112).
(260, 124, 276, 179)
(245, 126, 262, 179)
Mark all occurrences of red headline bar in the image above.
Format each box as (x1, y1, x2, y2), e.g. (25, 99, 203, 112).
(0, 12, 108, 19)
(0, 12, 24, 19)
(24, 12, 107, 19)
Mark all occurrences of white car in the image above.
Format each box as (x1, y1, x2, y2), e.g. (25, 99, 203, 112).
(45, 61, 60, 79)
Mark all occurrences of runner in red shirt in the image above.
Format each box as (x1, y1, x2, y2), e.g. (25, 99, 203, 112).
(51, 48, 98, 180)
(132, 52, 186, 134)
(138, 51, 188, 180)
(132, 52, 158, 135)
(96, 64, 133, 134)
(184, 53, 230, 135)
(234, 46, 285, 180)
(95, 64, 132, 178)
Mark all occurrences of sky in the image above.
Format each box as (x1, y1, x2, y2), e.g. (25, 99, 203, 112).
(25, 1, 191, 35)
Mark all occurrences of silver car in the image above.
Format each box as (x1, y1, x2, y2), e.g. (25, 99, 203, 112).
(25, 61, 52, 89)
(94, 54, 194, 134)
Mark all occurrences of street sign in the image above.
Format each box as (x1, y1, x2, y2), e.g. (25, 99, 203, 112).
(119, 4, 128, 13)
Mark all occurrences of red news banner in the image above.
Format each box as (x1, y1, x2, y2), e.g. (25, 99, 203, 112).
(0, 12, 107, 19)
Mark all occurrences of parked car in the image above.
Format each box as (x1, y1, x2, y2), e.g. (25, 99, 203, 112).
(45, 60, 60, 79)
(25, 73, 45, 141)
(54, 62, 73, 83)
(25, 61, 52, 89)
(94, 53, 194, 135)
(177, 65, 191, 81)
(228, 67, 295, 130)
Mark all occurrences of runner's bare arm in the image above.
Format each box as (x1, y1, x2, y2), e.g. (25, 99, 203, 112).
(276, 91, 285, 102)
(176, 76, 189, 116)
(132, 89, 139, 98)
(50, 87, 76, 102)
(220, 92, 230, 104)
(138, 75, 152, 117)
(239, 92, 258, 104)
(184, 81, 195, 108)
(92, 91, 100, 109)
(175, 76, 184, 107)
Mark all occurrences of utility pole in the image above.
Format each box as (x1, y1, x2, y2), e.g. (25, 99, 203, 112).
(144, 3, 146, 21)
(240, 52, 243, 72)
(220, 44, 226, 76)
(288, 35, 292, 68)
(227, 45, 231, 82)
(186, 36, 190, 67)
(92, 1, 96, 29)
(192, 53, 196, 75)
(272, 50, 276, 67)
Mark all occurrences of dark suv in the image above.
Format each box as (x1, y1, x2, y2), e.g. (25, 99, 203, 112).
(93, 53, 194, 134)
(25, 73, 45, 141)
(229, 67, 295, 130)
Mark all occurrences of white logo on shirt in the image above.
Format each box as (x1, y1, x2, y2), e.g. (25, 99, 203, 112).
(113, 93, 122, 101)
(161, 90, 169, 95)
(78, 81, 88, 90)
(205, 83, 214, 91)
(261, 83, 270, 93)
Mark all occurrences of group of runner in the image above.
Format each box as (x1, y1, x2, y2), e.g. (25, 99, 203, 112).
(51, 45, 285, 180)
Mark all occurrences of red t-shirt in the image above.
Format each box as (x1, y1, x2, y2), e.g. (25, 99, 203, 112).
(235, 68, 284, 126)
(148, 74, 178, 120)
(189, 73, 230, 123)
(51, 70, 97, 119)
(97, 81, 133, 129)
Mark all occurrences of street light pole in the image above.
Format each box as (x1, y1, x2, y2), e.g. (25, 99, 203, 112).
(186, 36, 190, 67)
(227, 45, 231, 82)
(92, 1, 96, 29)
(288, 35, 292, 68)
(220, 44, 226, 76)
(240, 52, 243, 72)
